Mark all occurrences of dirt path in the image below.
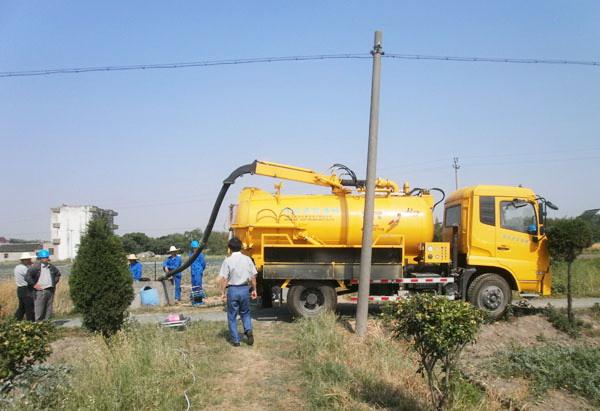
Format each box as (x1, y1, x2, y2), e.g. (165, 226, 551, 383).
(207, 320, 305, 410)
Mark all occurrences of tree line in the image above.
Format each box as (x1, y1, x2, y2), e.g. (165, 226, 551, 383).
(120, 229, 229, 255)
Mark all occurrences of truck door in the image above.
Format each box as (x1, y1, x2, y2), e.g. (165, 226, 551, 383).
(495, 198, 540, 292)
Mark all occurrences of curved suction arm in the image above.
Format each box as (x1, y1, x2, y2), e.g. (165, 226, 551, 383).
(158, 162, 257, 281)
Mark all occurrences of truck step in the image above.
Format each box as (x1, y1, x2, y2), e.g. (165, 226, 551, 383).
(350, 277, 454, 285)
(519, 293, 540, 299)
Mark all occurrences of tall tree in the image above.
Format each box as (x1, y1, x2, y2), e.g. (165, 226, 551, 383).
(70, 216, 134, 337)
(547, 218, 593, 325)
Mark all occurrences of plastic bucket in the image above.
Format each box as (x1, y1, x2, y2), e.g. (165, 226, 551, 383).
(140, 286, 160, 306)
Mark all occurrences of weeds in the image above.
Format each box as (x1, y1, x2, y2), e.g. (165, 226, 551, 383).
(493, 344, 600, 404)
(297, 313, 436, 410)
(543, 304, 583, 338)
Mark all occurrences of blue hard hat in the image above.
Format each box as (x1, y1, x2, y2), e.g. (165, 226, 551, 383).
(190, 240, 200, 248)
(37, 249, 50, 259)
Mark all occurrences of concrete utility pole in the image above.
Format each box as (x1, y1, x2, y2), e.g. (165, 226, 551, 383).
(356, 31, 383, 336)
(453, 157, 460, 190)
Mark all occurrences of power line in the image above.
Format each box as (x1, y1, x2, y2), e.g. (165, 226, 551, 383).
(0, 53, 370, 78)
(385, 53, 600, 67)
(1, 52, 599, 78)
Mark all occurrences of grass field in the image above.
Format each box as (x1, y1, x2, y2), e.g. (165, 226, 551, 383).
(4, 313, 505, 411)
(551, 257, 600, 297)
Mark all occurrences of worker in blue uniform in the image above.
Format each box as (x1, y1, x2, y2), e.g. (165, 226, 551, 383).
(189, 240, 207, 306)
(127, 254, 143, 281)
(189, 240, 206, 290)
(163, 246, 183, 302)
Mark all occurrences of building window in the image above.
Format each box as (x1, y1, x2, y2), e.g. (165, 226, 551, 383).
(479, 196, 496, 226)
(444, 205, 461, 227)
(3, 253, 8, 259)
(500, 201, 536, 233)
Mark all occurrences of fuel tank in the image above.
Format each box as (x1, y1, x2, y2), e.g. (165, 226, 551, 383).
(230, 187, 435, 268)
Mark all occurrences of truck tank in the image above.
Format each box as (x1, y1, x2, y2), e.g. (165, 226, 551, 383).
(231, 187, 435, 268)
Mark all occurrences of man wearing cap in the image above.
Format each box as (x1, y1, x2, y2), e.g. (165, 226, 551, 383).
(189, 240, 206, 291)
(163, 246, 182, 302)
(14, 252, 35, 321)
(219, 237, 257, 346)
(25, 249, 61, 321)
(128, 254, 143, 281)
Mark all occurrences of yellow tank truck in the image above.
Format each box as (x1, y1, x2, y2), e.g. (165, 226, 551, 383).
(166, 160, 558, 319)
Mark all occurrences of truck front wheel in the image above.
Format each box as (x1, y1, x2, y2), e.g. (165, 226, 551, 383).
(287, 282, 337, 318)
(467, 273, 511, 320)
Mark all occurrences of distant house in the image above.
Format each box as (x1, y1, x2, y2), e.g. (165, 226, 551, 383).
(50, 205, 118, 260)
(0, 242, 45, 262)
(0, 237, 7, 244)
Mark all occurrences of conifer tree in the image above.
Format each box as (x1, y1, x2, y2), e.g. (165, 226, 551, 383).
(70, 216, 134, 337)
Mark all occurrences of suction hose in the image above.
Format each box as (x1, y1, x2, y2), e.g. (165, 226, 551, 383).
(157, 162, 257, 301)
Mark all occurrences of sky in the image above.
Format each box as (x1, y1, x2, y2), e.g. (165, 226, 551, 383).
(1, 1, 599, 240)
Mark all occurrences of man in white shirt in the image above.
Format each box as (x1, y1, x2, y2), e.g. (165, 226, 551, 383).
(219, 237, 257, 346)
(14, 252, 34, 321)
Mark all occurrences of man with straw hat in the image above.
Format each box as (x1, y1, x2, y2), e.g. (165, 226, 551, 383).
(127, 254, 143, 281)
(163, 246, 182, 302)
(14, 252, 35, 321)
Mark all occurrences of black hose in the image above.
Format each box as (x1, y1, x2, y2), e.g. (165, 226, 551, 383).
(158, 161, 257, 281)
(430, 187, 446, 210)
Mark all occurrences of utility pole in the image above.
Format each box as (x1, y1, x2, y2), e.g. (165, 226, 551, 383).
(452, 157, 460, 190)
(356, 30, 383, 336)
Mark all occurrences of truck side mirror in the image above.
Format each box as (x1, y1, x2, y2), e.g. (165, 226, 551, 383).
(527, 224, 537, 235)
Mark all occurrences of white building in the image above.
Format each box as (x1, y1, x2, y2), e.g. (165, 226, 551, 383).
(50, 205, 118, 260)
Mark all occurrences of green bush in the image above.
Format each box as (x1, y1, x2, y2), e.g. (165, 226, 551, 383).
(70, 216, 134, 337)
(0, 319, 55, 386)
(494, 344, 600, 403)
(543, 304, 583, 338)
(388, 294, 485, 410)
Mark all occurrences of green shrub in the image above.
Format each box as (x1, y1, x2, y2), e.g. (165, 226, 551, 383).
(548, 218, 593, 325)
(70, 216, 134, 337)
(0, 319, 55, 387)
(388, 294, 485, 410)
(543, 304, 583, 338)
(494, 344, 600, 403)
(0, 365, 70, 409)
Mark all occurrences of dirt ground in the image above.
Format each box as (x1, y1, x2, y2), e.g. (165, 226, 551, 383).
(461, 314, 599, 410)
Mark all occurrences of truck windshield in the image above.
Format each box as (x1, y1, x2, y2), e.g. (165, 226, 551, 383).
(500, 201, 536, 233)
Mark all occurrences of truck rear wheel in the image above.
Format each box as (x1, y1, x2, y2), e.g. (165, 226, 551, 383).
(287, 282, 337, 318)
(467, 273, 511, 320)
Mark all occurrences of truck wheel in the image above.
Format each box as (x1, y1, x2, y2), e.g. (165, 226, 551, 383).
(467, 273, 511, 320)
(287, 282, 337, 318)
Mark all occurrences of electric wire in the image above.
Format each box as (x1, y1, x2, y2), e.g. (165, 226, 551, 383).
(385, 53, 600, 67)
(0, 53, 370, 78)
(1, 52, 598, 78)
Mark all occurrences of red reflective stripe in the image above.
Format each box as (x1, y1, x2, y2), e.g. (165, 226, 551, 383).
(380, 279, 389, 283)
(440, 278, 448, 282)
(381, 296, 389, 301)
(425, 278, 433, 282)
(411, 279, 419, 283)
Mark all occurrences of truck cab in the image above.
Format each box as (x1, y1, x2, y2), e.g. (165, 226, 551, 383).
(442, 185, 551, 316)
